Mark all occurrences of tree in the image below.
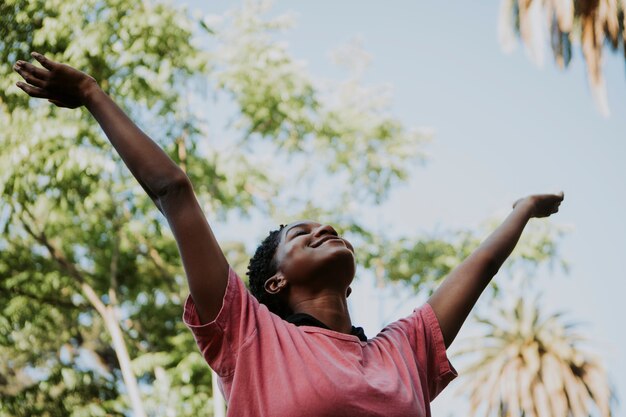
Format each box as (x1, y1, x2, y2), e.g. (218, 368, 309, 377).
(1, 0, 216, 415)
(456, 290, 614, 417)
(0, 0, 427, 414)
(498, 0, 626, 117)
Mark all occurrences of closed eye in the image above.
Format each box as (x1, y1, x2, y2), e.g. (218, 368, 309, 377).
(287, 228, 309, 240)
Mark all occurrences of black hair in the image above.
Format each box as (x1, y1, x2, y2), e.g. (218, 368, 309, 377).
(247, 224, 293, 319)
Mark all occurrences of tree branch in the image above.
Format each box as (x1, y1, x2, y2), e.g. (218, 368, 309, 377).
(176, 131, 187, 173)
(120, 206, 178, 292)
(108, 220, 121, 309)
(17, 206, 109, 318)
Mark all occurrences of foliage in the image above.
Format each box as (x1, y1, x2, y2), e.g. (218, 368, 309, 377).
(456, 292, 614, 417)
(1, 0, 215, 415)
(357, 218, 567, 295)
(498, 0, 626, 117)
(213, 1, 429, 204)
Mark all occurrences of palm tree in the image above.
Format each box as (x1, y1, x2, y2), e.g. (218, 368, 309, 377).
(498, 0, 626, 117)
(456, 294, 613, 417)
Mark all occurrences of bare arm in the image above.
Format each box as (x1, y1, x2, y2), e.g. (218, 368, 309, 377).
(14, 52, 228, 323)
(427, 192, 564, 348)
(15, 52, 179, 199)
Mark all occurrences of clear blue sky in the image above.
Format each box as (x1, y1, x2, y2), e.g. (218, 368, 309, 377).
(182, 1, 626, 415)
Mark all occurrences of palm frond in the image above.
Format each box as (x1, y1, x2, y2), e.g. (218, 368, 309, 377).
(500, 0, 626, 117)
(456, 294, 613, 416)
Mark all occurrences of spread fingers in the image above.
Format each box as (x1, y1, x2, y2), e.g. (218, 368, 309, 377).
(14, 62, 48, 88)
(30, 51, 58, 70)
(16, 81, 49, 99)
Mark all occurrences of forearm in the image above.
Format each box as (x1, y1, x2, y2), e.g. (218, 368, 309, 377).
(428, 201, 534, 347)
(474, 199, 534, 273)
(13, 54, 185, 197)
(82, 82, 185, 197)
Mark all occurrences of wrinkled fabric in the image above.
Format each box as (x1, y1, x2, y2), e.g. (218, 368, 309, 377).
(183, 267, 457, 417)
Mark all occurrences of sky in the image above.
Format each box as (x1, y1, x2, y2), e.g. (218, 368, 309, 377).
(180, 1, 626, 415)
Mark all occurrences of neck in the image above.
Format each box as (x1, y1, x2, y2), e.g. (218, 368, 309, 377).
(290, 292, 352, 334)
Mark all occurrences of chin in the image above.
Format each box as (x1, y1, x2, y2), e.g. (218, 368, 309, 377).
(323, 249, 356, 280)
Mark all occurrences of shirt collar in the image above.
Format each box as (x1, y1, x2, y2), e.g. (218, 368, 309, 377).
(285, 312, 368, 342)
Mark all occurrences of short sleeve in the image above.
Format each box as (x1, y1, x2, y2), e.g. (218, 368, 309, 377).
(182, 266, 259, 377)
(382, 302, 457, 401)
(417, 303, 458, 400)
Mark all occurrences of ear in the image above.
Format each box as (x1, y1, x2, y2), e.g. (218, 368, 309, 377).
(346, 286, 352, 298)
(264, 272, 288, 295)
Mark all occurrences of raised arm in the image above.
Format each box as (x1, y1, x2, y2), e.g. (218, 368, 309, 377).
(427, 192, 564, 348)
(14, 52, 228, 323)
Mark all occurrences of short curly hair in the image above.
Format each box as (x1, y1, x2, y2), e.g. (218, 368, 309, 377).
(247, 224, 293, 319)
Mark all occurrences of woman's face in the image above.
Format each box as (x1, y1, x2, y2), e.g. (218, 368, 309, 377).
(270, 220, 356, 296)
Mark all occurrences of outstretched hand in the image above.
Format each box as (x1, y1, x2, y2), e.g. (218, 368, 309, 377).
(13, 52, 97, 108)
(513, 191, 564, 218)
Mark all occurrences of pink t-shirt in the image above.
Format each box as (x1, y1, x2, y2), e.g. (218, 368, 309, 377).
(183, 267, 457, 417)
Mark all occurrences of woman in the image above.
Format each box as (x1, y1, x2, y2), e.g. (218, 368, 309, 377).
(14, 53, 564, 417)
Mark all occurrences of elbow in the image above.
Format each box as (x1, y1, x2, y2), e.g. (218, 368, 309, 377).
(482, 253, 501, 277)
(155, 171, 192, 199)
(471, 249, 500, 278)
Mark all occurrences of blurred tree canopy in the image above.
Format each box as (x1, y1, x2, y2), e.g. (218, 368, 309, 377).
(1, 0, 566, 415)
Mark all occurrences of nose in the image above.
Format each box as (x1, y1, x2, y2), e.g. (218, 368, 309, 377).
(313, 224, 338, 237)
